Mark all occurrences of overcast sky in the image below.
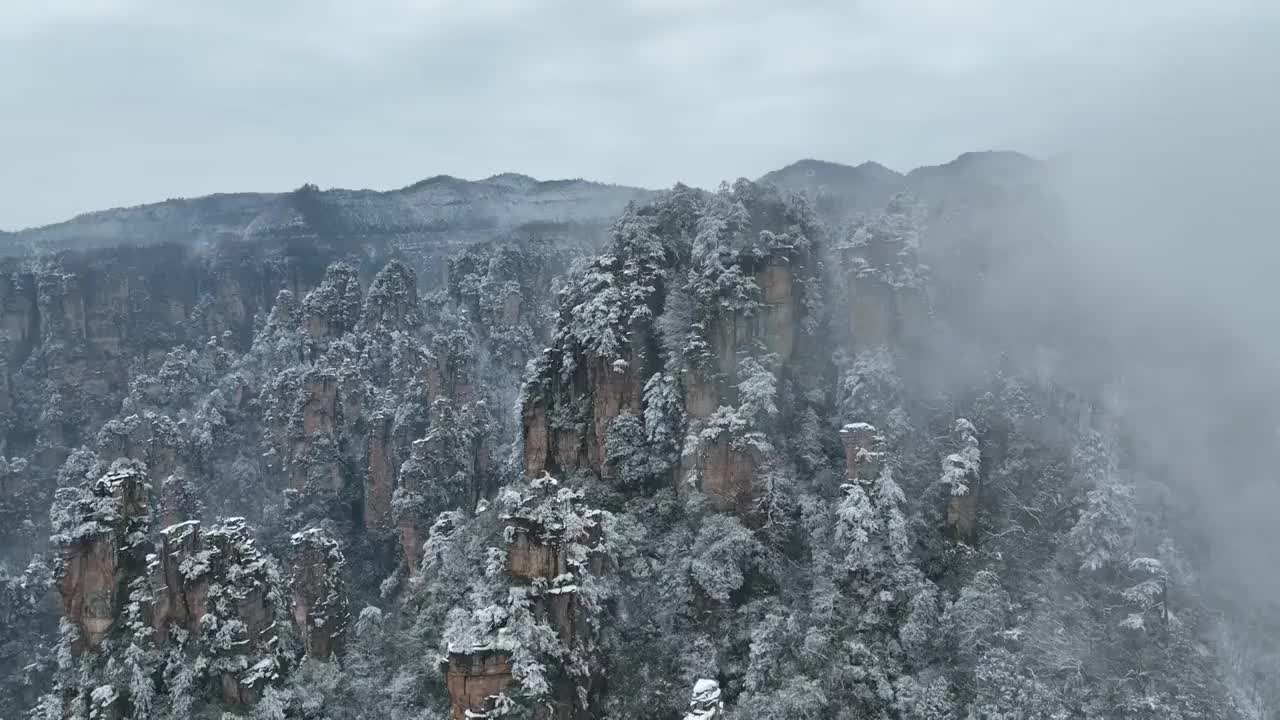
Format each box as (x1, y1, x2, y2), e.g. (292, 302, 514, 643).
(1, 0, 1275, 230)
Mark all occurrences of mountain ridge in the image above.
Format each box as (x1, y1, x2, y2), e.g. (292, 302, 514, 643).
(1, 151, 1037, 254)
(0, 175, 652, 257)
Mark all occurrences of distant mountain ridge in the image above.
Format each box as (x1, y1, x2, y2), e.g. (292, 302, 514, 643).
(760, 150, 1040, 217)
(0, 174, 653, 257)
(0, 151, 1038, 256)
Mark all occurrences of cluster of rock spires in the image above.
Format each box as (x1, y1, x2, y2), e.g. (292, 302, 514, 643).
(444, 473, 607, 719)
(441, 181, 941, 717)
(51, 456, 348, 717)
(2, 155, 1253, 718)
(19, 228, 580, 716)
(30, 175, 963, 718)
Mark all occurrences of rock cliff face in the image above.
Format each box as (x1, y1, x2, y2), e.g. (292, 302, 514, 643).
(288, 528, 350, 660)
(47, 455, 327, 715)
(841, 422, 884, 483)
(54, 460, 151, 653)
(149, 517, 282, 705)
(282, 370, 342, 493)
(365, 416, 396, 530)
(443, 475, 608, 720)
(521, 181, 823, 526)
(45, 458, 360, 716)
(940, 418, 981, 544)
(671, 252, 805, 505)
(445, 650, 515, 720)
(395, 438, 432, 576)
(835, 195, 930, 354)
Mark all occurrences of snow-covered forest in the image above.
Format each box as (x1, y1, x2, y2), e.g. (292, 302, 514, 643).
(1, 152, 1278, 720)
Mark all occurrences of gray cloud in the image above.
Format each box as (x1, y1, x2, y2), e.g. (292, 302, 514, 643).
(2, 0, 1276, 229)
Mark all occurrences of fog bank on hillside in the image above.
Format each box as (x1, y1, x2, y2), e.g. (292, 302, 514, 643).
(1045, 29, 1280, 600)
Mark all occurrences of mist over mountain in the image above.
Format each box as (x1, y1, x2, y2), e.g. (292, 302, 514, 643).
(0, 174, 651, 255)
(3, 152, 1041, 252)
(2, 142, 1278, 720)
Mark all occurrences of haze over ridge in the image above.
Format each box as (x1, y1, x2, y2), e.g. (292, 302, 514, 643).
(3, 0, 1276, 229)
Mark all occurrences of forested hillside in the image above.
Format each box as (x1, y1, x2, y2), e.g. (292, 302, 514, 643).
(1, 156, 1275, 719)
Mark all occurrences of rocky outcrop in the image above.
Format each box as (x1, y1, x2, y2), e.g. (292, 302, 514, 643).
(300, 373, 339, 435)
(147, 517, 282, 704)
(940, 419, 981, 544)
(425, 342, 475, 409)
(394, 438, 431, 575)
(285, 370, 342, 492)
(302, 264, 362, 345)
(588, 350, 648, 478)
(148, 519, 203, 638)
(61, 534, 121, 651)
(50, 454, 307, 714)
(365, 416, 395, 530)
(158, 470, 200, 528)
(394, 398, 494, 573)
(841, 422, 884, 483)
(521, 344, 650, 481)
(521, 183, 821, 535)
(681, 366, 720, 421)
(289, 528, 350, 660)
(54, 460, 150, 652)
(506, 515, 604, 587)
(696, 438, 760, 515)
(506, 517, 564, 582)
(837, 198, 929, 353)
(505, 508, 605, 655)
(677, 257, 804, 516)
(360, 261, 420, 333)
(445, 650, 515, 720)
(848, 275, 895, 351)
(522, 397, 552, 480)
(756, 256, 799, 362)
(447, 476, 608, 719)
(0, 272, 39, 364)
(96, 411, 182, 484)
